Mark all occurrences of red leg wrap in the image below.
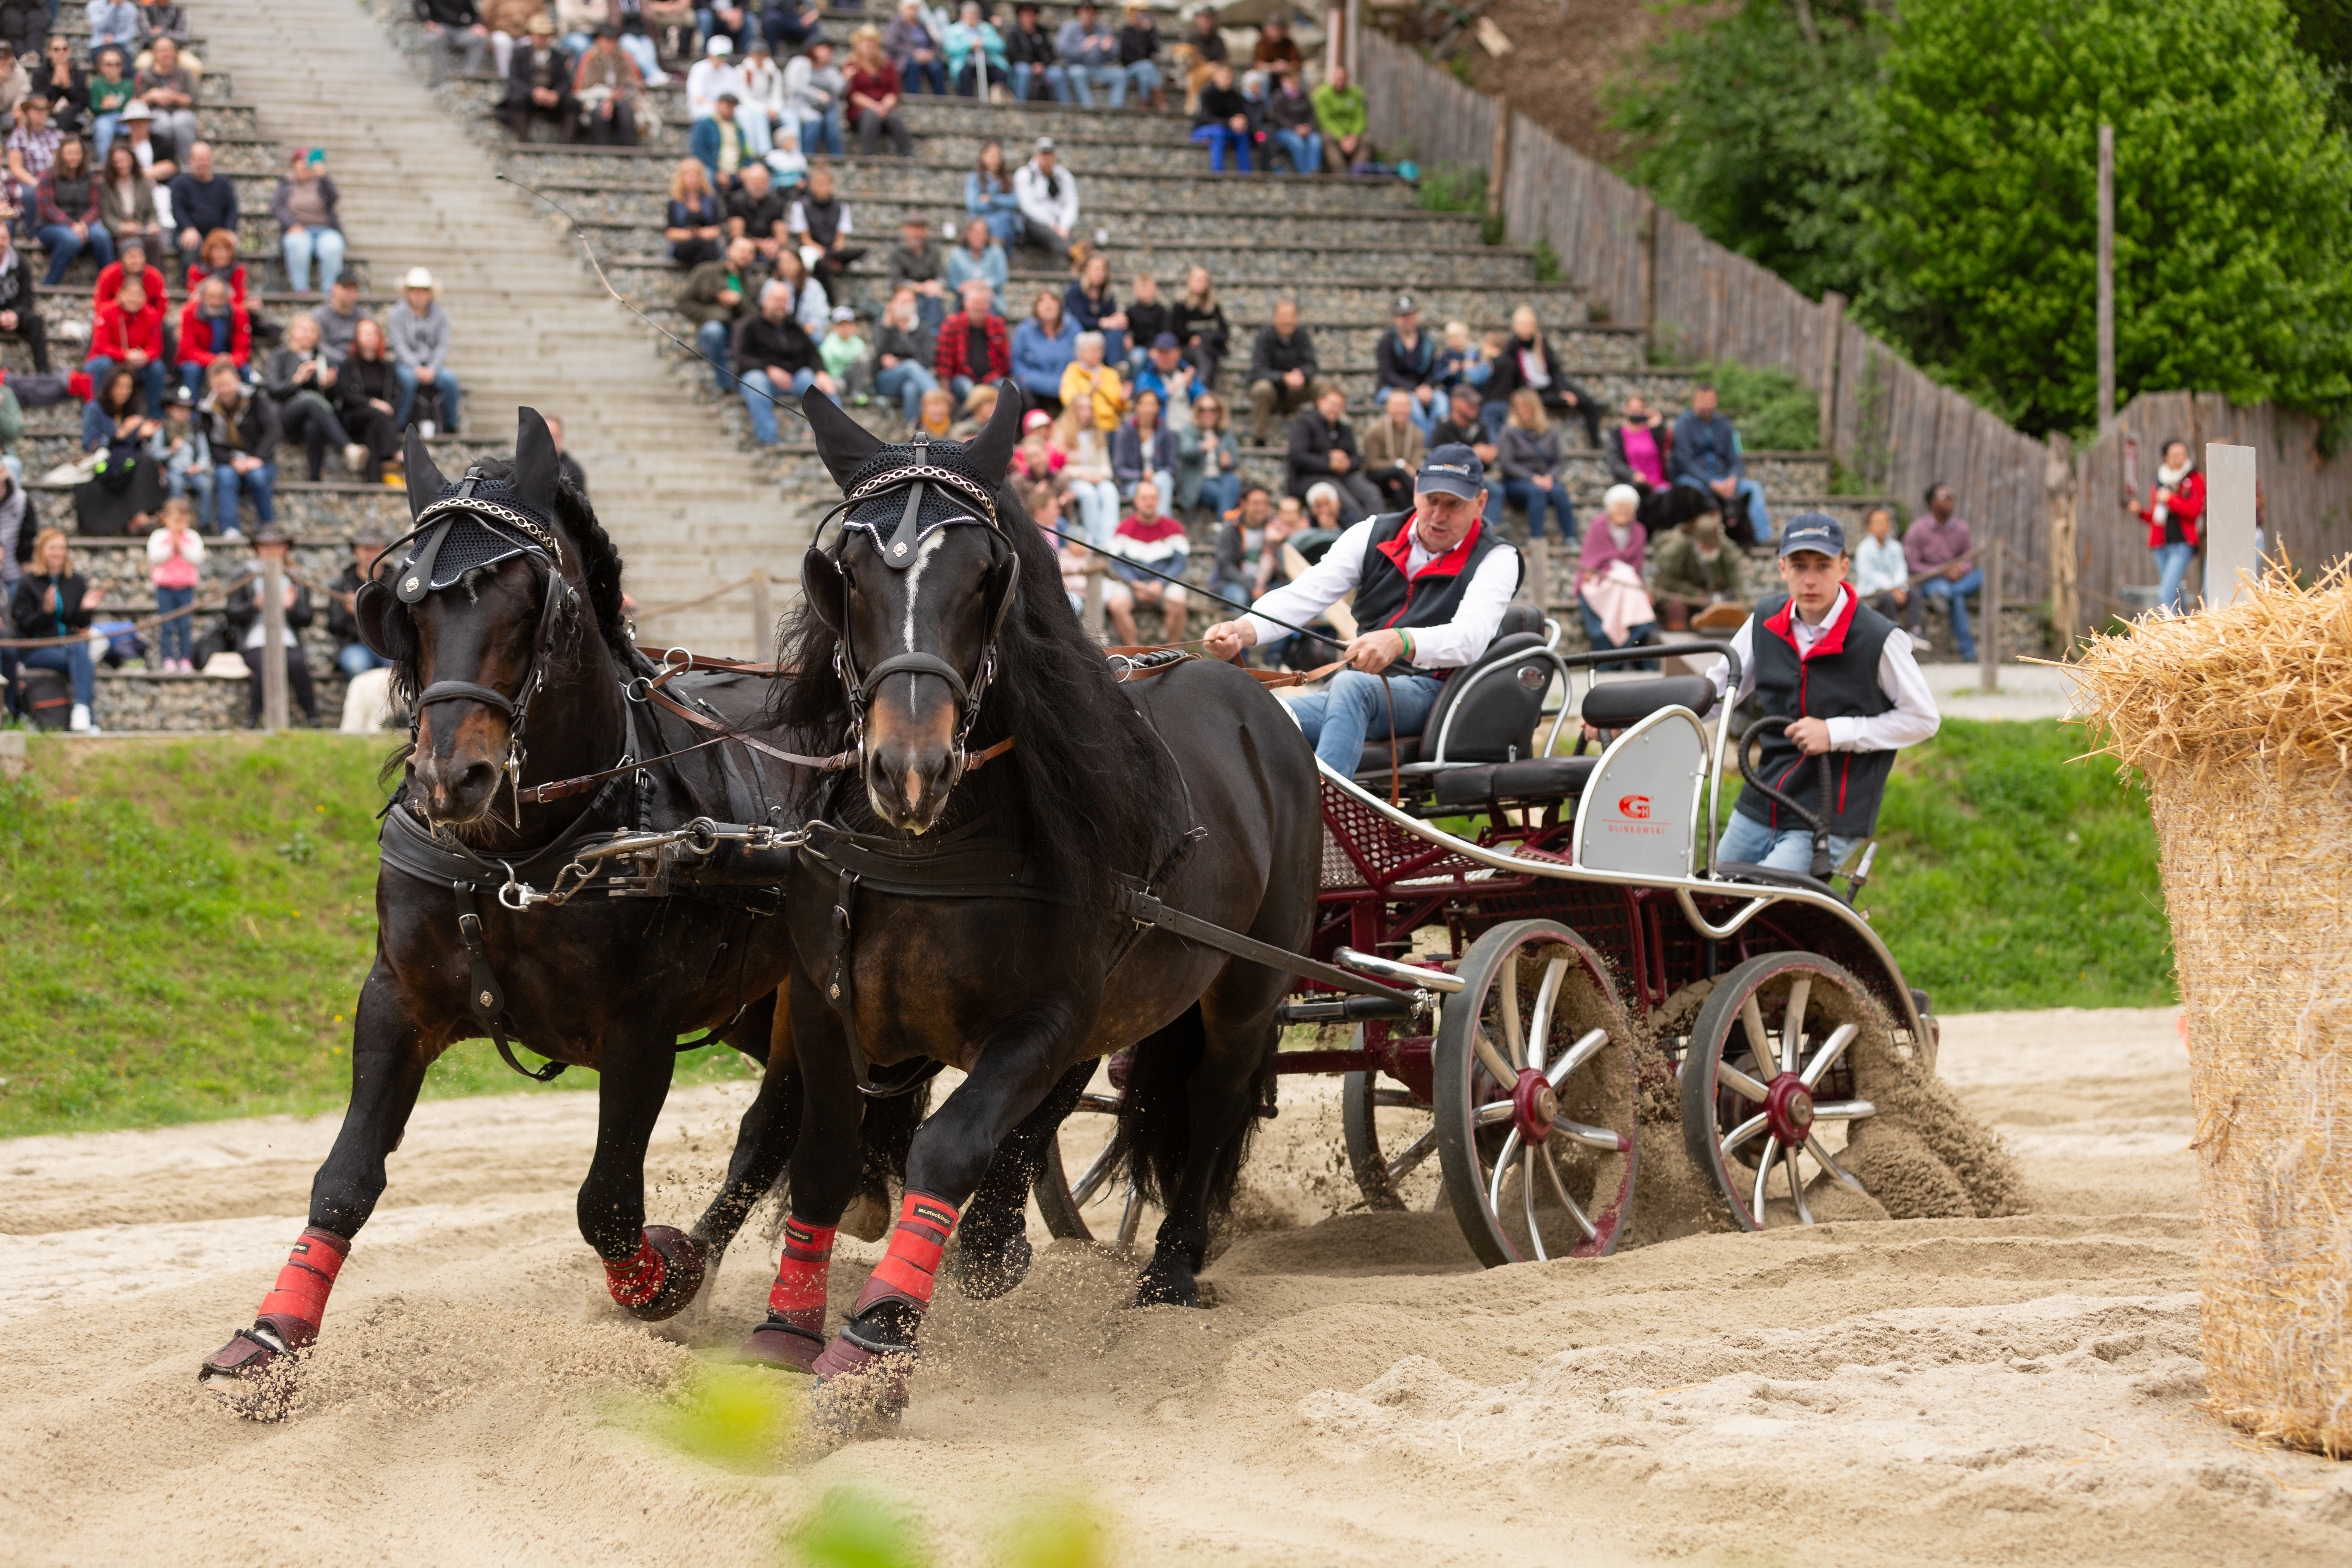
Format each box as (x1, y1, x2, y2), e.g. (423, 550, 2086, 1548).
(851, 1191, 959, 1315)
(604, 1233, 667, 1310)
(255, 1228, 349, 1347)
(767, 1216, 837, 1330)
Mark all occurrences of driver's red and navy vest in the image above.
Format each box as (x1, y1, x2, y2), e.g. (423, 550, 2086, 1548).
(1736, 590, 1898, 837)
(1350, 510, 1520, 675)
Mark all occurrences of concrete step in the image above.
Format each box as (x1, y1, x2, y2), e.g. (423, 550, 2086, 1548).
(565, 202, 1482, 249)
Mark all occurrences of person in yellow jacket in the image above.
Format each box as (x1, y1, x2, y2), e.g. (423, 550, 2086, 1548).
(1058, 330, 1128, 432)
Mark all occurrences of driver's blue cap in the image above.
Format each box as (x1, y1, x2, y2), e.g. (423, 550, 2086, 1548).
(1777, 513, 1846, 558)
(1417, 445, 1485, 500)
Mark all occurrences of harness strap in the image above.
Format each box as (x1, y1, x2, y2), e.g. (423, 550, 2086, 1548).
(1118, 882, 1417, 1004)
(452, 880, 566, 1082)
(417, 680, 519, 715)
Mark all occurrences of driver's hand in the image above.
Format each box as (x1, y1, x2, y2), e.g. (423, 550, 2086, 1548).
(1201, 619, 1256, 661)
(1786, 716, 1833, 754)
(1343, 629, 1407, 673)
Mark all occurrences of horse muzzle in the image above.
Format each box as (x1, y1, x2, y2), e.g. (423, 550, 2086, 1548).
(862, 732, 960, 835)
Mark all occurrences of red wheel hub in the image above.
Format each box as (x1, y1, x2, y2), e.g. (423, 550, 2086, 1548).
(1763, 1074, 1815, 1145)
(1512, 1067, 1558, 1144)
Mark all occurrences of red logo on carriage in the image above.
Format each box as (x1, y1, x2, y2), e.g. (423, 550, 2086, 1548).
(1618, 795, 1652, 819)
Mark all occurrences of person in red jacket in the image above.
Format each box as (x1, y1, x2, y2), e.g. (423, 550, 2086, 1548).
(176, 274, 252, 393)
(933, 278, 1011, 404)
(83, 274, 167, 410)
(183, 227, 248, 305)
(2137, 437, 2206, 614)
(94, 238, 169, 316)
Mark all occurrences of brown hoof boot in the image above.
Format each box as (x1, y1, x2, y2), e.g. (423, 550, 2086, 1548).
(197, 1314, 312, 1417)
(806, 1330, 916, 1443)
(605, 1225, 708, 1322)
(739, 1318, 825, 1373)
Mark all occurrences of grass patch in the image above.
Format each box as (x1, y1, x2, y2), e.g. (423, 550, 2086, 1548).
(1677, 358, 1819, 450)
(1414, 164, 1505, 245)
(0, 735, 757, 1140)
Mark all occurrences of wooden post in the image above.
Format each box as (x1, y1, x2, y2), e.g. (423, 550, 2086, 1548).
(1638, 192, 1657, 333)
(2204, 442, 2259, 610)
(1325, 7, 1342, 81)
(1978, 536, 2001, 693)
(2046, 432, 2079, 646)
(747, 564, 773, 657)
(1486, 111, 1509, 223)
(2096, 124, 2115, 432)
(1344, 0, 1360, 82)
(1083, 566, 1108, 643)
(1817, 291, 1846, 450)
(261, 552, 289, 733)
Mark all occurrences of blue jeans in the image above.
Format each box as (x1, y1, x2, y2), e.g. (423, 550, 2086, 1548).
(740, 365, 815, 444)
(1290, 669, 1443, 773)
(38, 221, 112, 285)
(1674, 475, 1772, 546)
(1067, 62, 1124, 105)
(154, 585, 194, 663)
(1272, 128, 1321, 175)
(1504, 477, 1577, 540)
(339, 641, 393, 677)
(213, 460, 274, 535)
(1193, 468, 1242, 518)
(281, 227, 346, 294)
(1191, 123, 1251, 172)
(2153, 541, 2196, 615)
(902, 56, 947, 94)
(1717, 810, 1859, 877)
(394, 364, 463, 430)
(165, 463, 212, 511)
(20, 641, 95, 705)
(875, 358, 939, 424)
(799, 109, 845, 156)
(1013, 61, 1071, 102)
(1124, 60, 1160, 100)
(697, 318, 734, 393)
(1919, 568, 1983, 659)
(84, 354, 167, 415)
(92, 111, 119, 162)
(1578, 601, 1658, 670)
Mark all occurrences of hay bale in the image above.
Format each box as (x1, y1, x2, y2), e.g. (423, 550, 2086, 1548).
(2075, 565, 2352, 1458)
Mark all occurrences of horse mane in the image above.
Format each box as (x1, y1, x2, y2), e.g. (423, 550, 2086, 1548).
(770, 482, 1177, 910)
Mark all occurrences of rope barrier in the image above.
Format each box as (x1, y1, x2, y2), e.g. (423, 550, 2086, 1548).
(629, 572, 765, 623)
(0, 566, 353, 651)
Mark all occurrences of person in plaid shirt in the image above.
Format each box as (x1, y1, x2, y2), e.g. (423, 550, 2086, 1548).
(933, 278, 1010, 405)
(5, 91, 62, 228)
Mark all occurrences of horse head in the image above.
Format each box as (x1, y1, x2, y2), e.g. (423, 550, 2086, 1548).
(356, 408, 584, 829)
(801, 383, 1022, 833)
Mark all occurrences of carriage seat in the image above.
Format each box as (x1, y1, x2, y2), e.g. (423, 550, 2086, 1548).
(1350, 606, 1555, 782)
(1581, 675, 1717, 731)
(1431, 755, 1599, 808)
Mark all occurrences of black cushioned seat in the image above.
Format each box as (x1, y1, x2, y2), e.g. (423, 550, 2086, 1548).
(1711, 861, 1838, 898)
(1432, 756, 1599, 808)
(1582, 675, 1716, 731)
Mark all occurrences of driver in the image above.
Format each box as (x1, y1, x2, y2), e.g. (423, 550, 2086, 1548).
(1702, 514, 1940, 875)
(1202, 444, 1519, 773)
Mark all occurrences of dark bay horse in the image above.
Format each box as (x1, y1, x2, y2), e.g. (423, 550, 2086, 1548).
(195, 410, 921, 1406)
(731, 387, 1323, 1419)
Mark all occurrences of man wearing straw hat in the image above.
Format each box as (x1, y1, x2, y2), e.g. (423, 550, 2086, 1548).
(1701, 514, 1941, 876)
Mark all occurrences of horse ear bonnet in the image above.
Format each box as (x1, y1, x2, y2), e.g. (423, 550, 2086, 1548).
(803, 385, 886, 488)
(383, 410, 568, 610)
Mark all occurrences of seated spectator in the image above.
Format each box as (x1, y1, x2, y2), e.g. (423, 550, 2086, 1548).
(886, 213, 949, 330)
(1115, 4, 1163, 109)
(666, 157, 725, 265)
(1178, 391, 1241, 517)
(146, 496, 203, 670)
(11, 528, 97, 730)
(1191, 60, 1254, 173)
(0, 225, 47, 373)
(502, 16, 577, 142)
(1311, 63, 1367, 174)
(30, 130, 104, 286)
(1247, 298, 1323, 446)
(1171, 265, 1228, 390)
(1111, 385, 1176, 505)
(1374, 296, 1441, 434)
(1209, 481, 1271, 605)
(845, 25, 912, 156)
(934, 276, 1010, 404)
(643, 0, 699, 64)
(734, 35, 789, 154)
(949, 381, 998, 440)
(31, 36, 88, 138)
(1053, 404, 1120, 545)
(1064, 249, 1128, 363)
(1056, 1, 1121, 106)
(1060, 328, 1127, 434)
(1361, 388, 1426, 512)
(573, 25, 647, 146)
(872, 285, 940, 425)
(1103, 477, 1188, 644)
(700, 1, 752, 51)
(148, 381, 210, 514)
(1651, 512, 1746, 631)
(760, 0, 823, 56)
(202, 357, 281, 538)
(788, 160, 864, 291)
(1134, 331, 1195, 411)
(782, 37, 844, 157)
(1668, 383, 1772, 546)
(1497, 389, 1576, 542)
(1030, 481, 1092, 613)
(964, 140, 1020, 248)
(417, 0, 493, 85)
(85, 275, 166, 411)
(1012, 135, 1077, 259)
(7, 91, 62, 222)
(223, 525, 317, 726)
(691, 93, 752, 189)
(679, 234, 759, 392)
(1429, 383, 1502, 526)
(1011, 287, 1077, 412)
(1123, 273, 1168, 368)
(1851, 504, 1909, 623)
(688, 38, 750, 133)
(0, 38, 28, 122)
(167, 141, 237, 261)
(483, 0, 547, 80)
(1004, 2, 1068, 104)
(263, 311, 361, 481)
(1287, 385, 1381, 519)
(87, 45, 132, 160)
(724, 158, 790, 258)
(313, 273, 368, 363)
(770, 244, 830, 332)
(946, 216, 1007, 313)
(819, 304, 870, 402)
(176, 273, 250, 392)
(884, 0, 945, 95)
(912, 383, 955, 439)
(97, 138, 163, 259)
(1606, 391, 1670, 511)
(1177, 7, 1225, 114)
(272, 147, 345, 296)
(945, 1, 1008, 99)
(731, 276, 832, 445)
(1247, 16, 1301, 95)
(327, 533, 394, 679)
(1904, 482, 1980, 657)
(1486, 305, 1600, 446)
(136, 1, 200, 65)
(98, 234, 169, 316)
(331, 317, 404, 481)
(388, 267, 462, 434)
(116, 99, 180, 189)
(80, 361, 153, 456)
(1578, 485, 1656, 662)
(557, 0, 615, 54)
(1432, 318, 1489, 403)
(134, 35, 196, 155)
(547, 411, 587, 494)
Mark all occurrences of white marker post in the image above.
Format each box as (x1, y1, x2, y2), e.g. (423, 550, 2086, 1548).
(2203, 443, 2258, 611)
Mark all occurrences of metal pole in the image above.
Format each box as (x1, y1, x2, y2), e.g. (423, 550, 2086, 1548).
(2096, 124, 2115, 431)
(261, 552, 289, 733)
(1978, 537, 2001, 694)
(747, 564, 773, 657)
(2203, 442, 2259, 610)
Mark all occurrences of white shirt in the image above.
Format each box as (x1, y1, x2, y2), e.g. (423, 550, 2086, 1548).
(782, 54, 839, 118)
(1851, 533, 1908, 597)
(686, 57, 744, 121)
(786, 199, 850, 238)
(736, 57, 785, 119)
(1703, 587, 1940, 753)
(1243, 513, 1519, 670)
(1013, 159, 1079, 233)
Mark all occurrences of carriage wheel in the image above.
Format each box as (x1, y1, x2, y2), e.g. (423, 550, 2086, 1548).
(1033, 1063, 1151, 1249)
(1679, 951, 1884, 1229)
(1431, 920, 1639, 1266)
(1341, 1030, 1438, 1211)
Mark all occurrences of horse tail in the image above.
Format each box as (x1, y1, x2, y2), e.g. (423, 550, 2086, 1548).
(1118, 1003, 1274, 1225)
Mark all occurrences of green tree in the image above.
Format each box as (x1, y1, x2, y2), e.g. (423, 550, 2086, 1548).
(1608, 0, 1888, 303)
(2283, 0, 2352, 130)
(1865, 0, 2352, 433)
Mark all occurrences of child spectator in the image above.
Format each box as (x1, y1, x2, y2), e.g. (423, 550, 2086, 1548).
(11, 528, 96, 729)
(1111, 386, 1176, 506)
(1059, 329, 1127, 434)
(148, 381, 211, 510)
(910, 384, 954, 439)
(819, 304, 871, 403)
(935, 276, 1010, 404)
(145, 494, 201, 669)
(964, 140, 1021, 249)
(1311, 62, 1367, 174)
(872, 285, 940, 426)
(271, 147, 345, 295)
(388, 267, 461, 434)
(1433, 320, 1488, 401)
(1177, 392, 1241, 517)
(1104, 477, 1188, 644)
(946, 216, 1007, 313)
(1011, 287, 1077, 412)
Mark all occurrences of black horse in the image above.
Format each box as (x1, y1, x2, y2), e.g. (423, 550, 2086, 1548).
(728, 386, 1323, 1419)
(195, 410, 920, 1405)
